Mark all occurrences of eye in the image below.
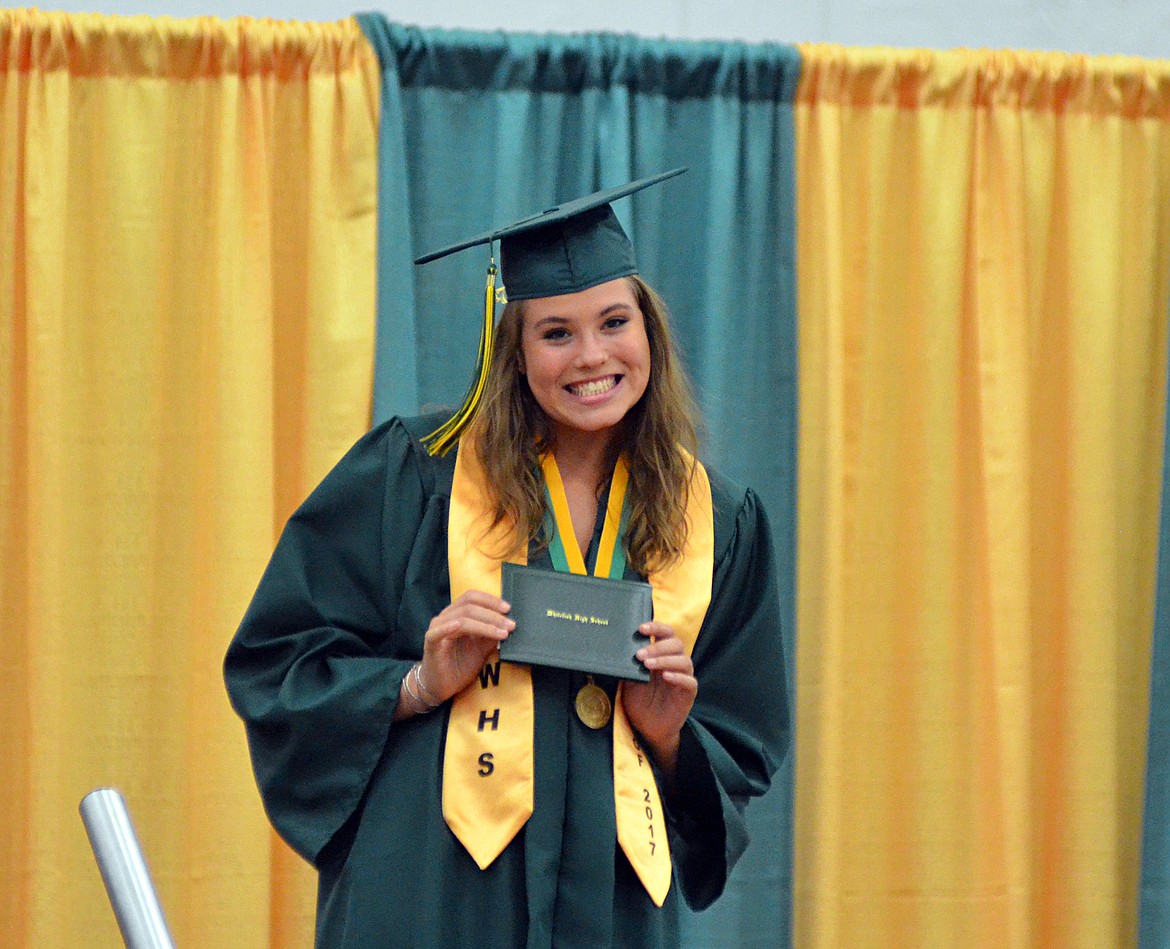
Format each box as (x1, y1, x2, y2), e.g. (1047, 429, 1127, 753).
(542, 326, 570, 342)
(603, 315, 629, 330)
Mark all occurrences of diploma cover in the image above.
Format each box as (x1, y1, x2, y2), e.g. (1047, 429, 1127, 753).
(500, 561, 652, 682)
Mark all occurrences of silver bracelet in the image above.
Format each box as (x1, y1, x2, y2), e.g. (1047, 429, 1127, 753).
(400, 665, 427, 712)
(414, 664, 442, 707)
(402, 664, 440, 713)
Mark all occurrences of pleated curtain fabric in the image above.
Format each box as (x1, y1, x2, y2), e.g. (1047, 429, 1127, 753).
(795, 44, 1170, 949)
(8, 9, 1170, 949)
(0, 11, 379, 948)
(355, 15, 802, 948)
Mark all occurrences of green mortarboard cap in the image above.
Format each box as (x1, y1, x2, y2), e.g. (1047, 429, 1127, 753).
(415, 167, 686, 300)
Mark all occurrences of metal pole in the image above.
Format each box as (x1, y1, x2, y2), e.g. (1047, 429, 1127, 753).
(79, 788, 176, 949)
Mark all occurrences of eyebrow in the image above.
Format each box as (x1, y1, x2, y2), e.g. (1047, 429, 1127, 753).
(531, 302, 635, 330)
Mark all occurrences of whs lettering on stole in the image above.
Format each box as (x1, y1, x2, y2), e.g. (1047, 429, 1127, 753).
(443, 655, 534, 868)
(473, 660, 503, 775)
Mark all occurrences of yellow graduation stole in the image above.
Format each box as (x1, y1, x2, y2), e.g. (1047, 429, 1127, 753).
(443, 437, 713, 906)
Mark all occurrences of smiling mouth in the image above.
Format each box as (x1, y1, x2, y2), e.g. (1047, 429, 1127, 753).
(566, 375, 620, 397)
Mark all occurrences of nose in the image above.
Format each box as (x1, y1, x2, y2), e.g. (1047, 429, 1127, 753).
(574, 329, 606, 367)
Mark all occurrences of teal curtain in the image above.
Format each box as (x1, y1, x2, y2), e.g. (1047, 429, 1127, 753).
(356, 15, 800, 946)
(1141, 324, 1170, 946)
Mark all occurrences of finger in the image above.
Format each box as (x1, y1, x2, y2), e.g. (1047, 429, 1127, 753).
(640, 652, 692, 674)
(637, 621, 676, 643)
(637, 661, 697, 687)
(453, 589, 512, 614)
(427, 614, 513, 643)
(656, 670, 698, 691)
(440, 603, 517, 631)
(635, 637, 684, 662)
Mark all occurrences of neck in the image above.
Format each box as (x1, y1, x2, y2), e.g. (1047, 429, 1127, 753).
(547, 424, 619, 487)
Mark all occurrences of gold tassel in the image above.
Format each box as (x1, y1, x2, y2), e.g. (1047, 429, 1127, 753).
(422, 262, 499, 456)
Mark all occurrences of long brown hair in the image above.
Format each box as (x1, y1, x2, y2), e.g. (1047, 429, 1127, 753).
(465, 275, 700, 574)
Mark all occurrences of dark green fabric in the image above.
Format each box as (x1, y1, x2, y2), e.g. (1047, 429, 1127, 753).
(414, 168, 685, 301)
(354, 18, 801, 943)
(224, 415, 788, 947)
(1140, 339, 1170, 945)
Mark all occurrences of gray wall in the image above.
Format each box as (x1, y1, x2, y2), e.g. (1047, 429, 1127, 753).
(32, 0, 1170, 60)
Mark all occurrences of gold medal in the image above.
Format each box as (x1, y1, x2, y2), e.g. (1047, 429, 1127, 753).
(575, 677, 612, 729)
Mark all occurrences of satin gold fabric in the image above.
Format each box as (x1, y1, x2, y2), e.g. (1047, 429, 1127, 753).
(0, 10, 378, 947)
(443, 438, 536, 868)
(794, 44, 1170, 949)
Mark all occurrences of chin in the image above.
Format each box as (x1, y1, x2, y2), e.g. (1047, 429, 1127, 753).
(552, 403, 641, 443)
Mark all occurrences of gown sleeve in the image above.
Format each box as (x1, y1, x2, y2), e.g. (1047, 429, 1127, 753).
(664, 478, 791, 911)
(223, 418, 428, 865)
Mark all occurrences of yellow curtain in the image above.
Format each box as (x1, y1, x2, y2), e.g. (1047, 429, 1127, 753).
(795, 46, 1170, 948)
(0, 10, 379, 947)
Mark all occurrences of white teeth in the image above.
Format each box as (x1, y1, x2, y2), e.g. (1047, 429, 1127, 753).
(568, 376, 617, 397)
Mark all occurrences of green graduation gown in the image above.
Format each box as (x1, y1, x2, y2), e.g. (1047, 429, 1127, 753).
(224, 415, 789, 948)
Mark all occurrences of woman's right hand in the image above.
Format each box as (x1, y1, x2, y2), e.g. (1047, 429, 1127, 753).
(417, 590, 514, 702)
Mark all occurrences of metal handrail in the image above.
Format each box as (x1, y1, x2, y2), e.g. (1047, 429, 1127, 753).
(80, 788, 176, 949)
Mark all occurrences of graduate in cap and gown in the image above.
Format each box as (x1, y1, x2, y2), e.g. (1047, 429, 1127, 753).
(224, 169, 790, 948)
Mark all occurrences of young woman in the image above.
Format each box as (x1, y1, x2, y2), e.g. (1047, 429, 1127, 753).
(224, 172, 789, 948)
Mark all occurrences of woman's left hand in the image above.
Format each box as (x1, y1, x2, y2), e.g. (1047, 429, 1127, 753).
(620, 621, 697, 775)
